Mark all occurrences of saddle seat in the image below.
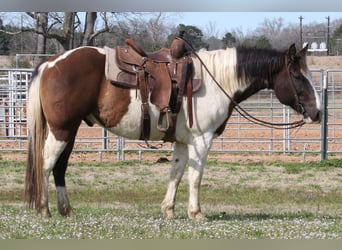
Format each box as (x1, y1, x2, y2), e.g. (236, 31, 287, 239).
(113, 37, 202, 141)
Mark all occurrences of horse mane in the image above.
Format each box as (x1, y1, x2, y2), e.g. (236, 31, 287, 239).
(195, 48, 244, 95)
(195, 47, 286, 95)
(236, 46, 286, 84)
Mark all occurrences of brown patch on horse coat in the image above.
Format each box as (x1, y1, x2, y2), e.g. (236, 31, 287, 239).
(96, 80, 131, 128)
(39, 47, 130, 140)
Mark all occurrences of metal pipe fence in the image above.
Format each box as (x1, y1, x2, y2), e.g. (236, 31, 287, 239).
(0, 68, 341, 160)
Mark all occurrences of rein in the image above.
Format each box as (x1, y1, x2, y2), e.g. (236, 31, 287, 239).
(177, 36, 305, 130)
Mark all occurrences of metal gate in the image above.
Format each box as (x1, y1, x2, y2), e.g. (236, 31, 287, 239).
(0, 68, 341, 160)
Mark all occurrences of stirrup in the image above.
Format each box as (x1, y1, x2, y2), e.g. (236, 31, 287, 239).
(157, 111, 171, 132)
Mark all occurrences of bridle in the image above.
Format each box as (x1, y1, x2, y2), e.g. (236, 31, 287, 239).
(178, 36, 306, 130)
(287, 60, 309, 121)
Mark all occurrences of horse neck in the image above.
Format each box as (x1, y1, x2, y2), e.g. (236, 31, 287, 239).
(231, 48, 286, 103)
(195, 48, 249, 97)
(195, 48, 285, 105)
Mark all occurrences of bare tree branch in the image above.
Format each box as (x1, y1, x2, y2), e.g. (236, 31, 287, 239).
(0, 28, 33, 35)
(88, 12, 109, 43)
(25, 12, 35, 19)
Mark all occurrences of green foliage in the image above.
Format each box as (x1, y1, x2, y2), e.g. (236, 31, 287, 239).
(313, 158, 342, 168)
(331, 24, 342, 55)
(268, 158, 342, 174)
(222, 32, 237, 48)
(283, 163, 304, 174)
(241, 35, 272, 49)
(176, 24, 209, 50)
(0, 19, 10, 55)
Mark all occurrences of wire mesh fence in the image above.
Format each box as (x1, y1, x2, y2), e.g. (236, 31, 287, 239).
(0, 68, 341, 160)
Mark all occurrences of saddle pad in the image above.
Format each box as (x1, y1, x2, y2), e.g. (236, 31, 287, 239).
(104, 46, 120, 82)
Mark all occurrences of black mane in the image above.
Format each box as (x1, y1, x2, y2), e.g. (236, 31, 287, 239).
(236, 47, 286, 83)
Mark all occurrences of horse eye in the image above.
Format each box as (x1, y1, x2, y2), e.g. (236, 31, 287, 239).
(292, 73, 301, 80)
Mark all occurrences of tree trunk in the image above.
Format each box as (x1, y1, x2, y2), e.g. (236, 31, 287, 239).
(36, 12, 48, 55)
(61, 12, 75, 50)
(82, 12, 97, 46)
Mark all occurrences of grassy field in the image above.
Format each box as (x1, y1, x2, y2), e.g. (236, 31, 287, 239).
(0, 157, 342, 239)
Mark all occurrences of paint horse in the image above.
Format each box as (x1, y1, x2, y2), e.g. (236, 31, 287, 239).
(25, 42, 321, 221)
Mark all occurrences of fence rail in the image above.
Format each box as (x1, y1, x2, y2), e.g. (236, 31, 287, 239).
(0, 68, 341, 161)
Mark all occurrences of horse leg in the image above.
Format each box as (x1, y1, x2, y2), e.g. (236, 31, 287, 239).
(40, 130, 67, 217)
(187, 133, 213, 221)
(161, 142, 189, 219)
(53, 137, 76, 217)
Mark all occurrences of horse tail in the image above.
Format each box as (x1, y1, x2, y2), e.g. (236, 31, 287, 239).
(25, 64, 46, 211)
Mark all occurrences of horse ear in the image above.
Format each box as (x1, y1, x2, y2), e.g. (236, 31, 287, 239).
(287, 43, 296, 63)
(287, 43, 297, 63)
(299, 43, 309, 56)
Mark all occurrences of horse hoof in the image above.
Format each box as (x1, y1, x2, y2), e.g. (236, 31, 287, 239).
(66, 210, 75, 217)
(162, 209, 176, 220)
(161, 206, 176, 219)
(39, 209, 52, 218)
(195, 214, 208, 222)
(58, 205, 75, 217)
(161, 201, 176, 219)
(188, 211, 208, 222)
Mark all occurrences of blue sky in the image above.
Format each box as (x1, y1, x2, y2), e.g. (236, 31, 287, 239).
(177, 12, 342, 36)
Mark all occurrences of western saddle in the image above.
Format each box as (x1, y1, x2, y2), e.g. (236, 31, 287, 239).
(114, 34, 200, 142)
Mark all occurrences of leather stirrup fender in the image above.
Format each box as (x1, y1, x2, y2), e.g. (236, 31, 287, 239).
(138, 69, 151, 141)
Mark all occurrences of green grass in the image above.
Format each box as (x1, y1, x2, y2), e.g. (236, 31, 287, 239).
(1, 158, 342, 239)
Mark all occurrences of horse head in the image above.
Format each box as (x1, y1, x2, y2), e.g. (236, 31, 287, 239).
(273, 43, 322, 123)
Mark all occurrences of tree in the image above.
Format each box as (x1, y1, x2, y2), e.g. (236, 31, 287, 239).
(254, 17, 284, 48)
(82, 12, 109, 46)
(331, 24, 342, 55)
(255, 35, 272, 48)
(0, 18, 10, 55)
(25, 12, 75, 51)
(25, 12, 110, 52)
(35, 12, 48, 54)
(256, 17, 284, 37)
(205, 36, 222, 50)
(222, 32, 237, 48)
(145, 12, 172, 51)
(241, 35, 271, 48)
(176, 24, 209, 50)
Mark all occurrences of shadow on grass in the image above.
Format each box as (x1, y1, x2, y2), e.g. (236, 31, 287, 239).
(206, 211, 341, 222)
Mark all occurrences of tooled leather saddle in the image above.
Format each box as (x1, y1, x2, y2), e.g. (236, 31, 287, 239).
(108, 35, 201, 142)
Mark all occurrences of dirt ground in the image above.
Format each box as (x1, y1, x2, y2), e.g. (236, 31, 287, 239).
(307, 55, 342, 69)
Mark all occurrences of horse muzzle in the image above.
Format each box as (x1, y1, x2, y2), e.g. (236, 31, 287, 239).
(303, 110, 322, 124)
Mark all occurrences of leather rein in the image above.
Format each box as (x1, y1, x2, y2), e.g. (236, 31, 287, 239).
(177, 36, 305, 130)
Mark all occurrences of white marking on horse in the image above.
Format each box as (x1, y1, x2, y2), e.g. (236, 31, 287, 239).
(87, 89, 165, 140)
(195, 48, 249, 96)
(302, 69, 321, 111)
(40, 129, 67, 214)
(47, 47, 105, 68)
(43, 130, 67, 172)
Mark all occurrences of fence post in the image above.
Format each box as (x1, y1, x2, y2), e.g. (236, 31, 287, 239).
(102, 128, 108, 150)
(321, 70, 328, 161)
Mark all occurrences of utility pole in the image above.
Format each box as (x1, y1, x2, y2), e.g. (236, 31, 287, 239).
(326, 16, 330, 56)
(299, 16, 303, 47)
(20, 14, 23, 53)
